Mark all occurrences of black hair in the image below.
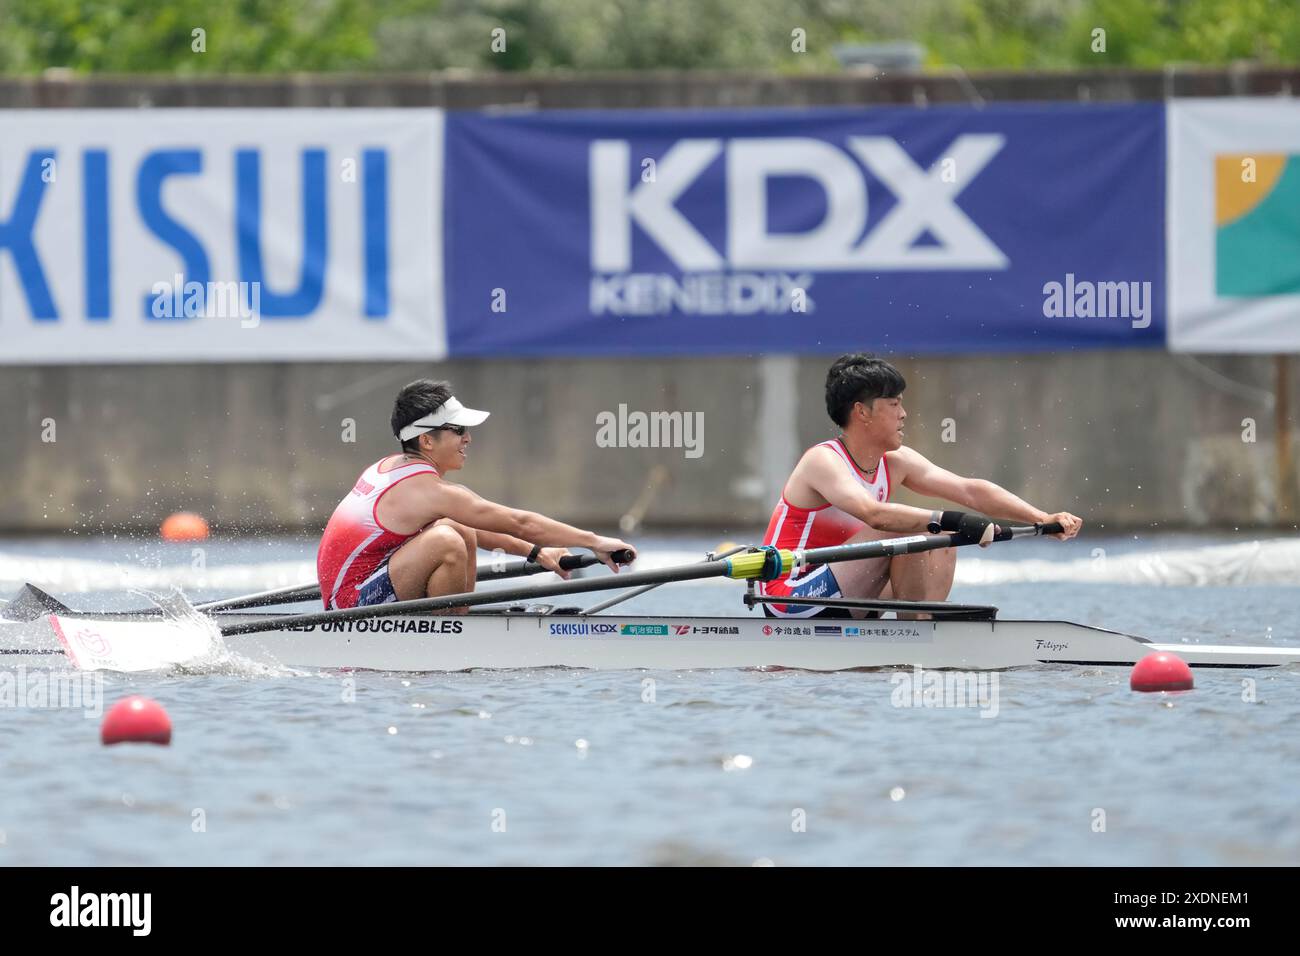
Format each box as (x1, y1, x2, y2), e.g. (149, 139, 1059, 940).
(824, 354, 906, 427)
(392, 379, 453, 453)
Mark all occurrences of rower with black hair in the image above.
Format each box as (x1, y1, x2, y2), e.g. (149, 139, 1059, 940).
(758, 353, 1081, 619)
(317, 379, 636, 612)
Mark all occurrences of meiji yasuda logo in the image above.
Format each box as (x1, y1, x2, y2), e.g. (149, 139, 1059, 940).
(590, 135, 1008, 317)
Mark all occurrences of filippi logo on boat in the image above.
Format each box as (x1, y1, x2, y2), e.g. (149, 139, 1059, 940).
(589, 135, 1008, 318)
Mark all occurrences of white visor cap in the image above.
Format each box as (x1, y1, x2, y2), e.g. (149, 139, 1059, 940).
(397, 397, 490, 441)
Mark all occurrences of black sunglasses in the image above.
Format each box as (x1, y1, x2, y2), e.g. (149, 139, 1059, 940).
(431, 424, 468, 436)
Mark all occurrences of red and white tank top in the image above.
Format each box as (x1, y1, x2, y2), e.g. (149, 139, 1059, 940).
(317, 456, 439, 609)
(761, 439, 891, 556)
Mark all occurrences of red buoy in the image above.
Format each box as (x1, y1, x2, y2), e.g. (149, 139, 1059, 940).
(101, 695, 173, 745)
(160, 512, 209, 542)
(1130, 652, 1194, 693)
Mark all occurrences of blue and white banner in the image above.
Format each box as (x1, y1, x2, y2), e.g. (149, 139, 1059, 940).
(0, 110, 444, 364)
(1, 104, 1171, 363)
(444, 104, 1166, 356)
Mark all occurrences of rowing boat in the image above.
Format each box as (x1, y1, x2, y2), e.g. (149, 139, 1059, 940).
(2, 525, 1296, 672)
(5, 607, 1296, 671)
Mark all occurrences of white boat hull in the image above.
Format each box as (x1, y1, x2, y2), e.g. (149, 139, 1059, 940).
(4, 612, 1297, 672)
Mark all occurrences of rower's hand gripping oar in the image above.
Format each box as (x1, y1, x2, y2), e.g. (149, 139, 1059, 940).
(514, 548, 635, 581)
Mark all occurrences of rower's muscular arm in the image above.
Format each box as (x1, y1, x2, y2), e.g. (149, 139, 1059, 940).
(426, 483, 600, 547)
(797, 447, 935, 534)
(893, 446, 1048, 522)
(475, 530, 536, 557)
(380, 479, 552, 556)
(892, 447, 1083, 540)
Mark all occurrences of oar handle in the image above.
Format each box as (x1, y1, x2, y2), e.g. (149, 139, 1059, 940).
(479, 548, 635, 581)
(563, 548, 635, 569)
(993, 519, 1063, 541)
(491, 548, 636, 574)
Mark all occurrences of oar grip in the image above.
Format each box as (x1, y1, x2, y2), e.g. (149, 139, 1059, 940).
(989, 519, 1065, 543)
(554, 548, 635, 571)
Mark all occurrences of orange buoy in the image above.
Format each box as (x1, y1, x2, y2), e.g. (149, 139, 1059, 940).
(160, 511, 209, 542)
(101, 696, 172, 746)
(1130, 652, 1194, 693)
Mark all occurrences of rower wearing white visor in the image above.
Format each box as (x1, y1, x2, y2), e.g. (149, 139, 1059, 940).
(317, 379, 636, 612)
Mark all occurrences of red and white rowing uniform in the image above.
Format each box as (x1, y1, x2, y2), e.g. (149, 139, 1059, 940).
(757, 438, 891, 616)
(317, 456, 439, 610)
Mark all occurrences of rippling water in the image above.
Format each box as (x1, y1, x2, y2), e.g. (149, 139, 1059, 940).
(1, 533, 1297, 866)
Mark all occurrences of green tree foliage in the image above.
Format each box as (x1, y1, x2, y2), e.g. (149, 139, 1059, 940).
(0, 0, 1294, 74)
(928, 0, 1300, 69)
(0, 0, 375, 73)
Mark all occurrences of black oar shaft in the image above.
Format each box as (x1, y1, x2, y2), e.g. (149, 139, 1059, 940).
(196, 550, 633, 612)
(197, 584, 320, 613)
(802, 520, 1058, 566)
(219, 558, 730, 635)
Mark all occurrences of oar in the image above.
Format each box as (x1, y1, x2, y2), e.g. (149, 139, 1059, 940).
(580, 543, 751, 615)
(196, 584, 320, 612)
(194, 550, 633, 612)
(217, 523, 1061, 637)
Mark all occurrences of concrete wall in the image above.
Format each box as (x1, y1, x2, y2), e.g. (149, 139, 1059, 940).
(3, 353, 1295, 532)
(1, 67, 1297, 532)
